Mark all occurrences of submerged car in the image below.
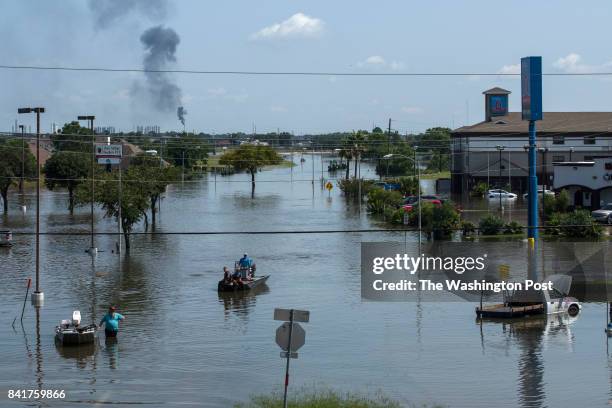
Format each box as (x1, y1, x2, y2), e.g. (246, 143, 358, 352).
(523, 189, 555, 200)
(487, 189, 517, 199)
(592, 203, 612, 224)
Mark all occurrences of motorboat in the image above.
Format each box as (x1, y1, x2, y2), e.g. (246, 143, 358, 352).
(218, 265, 269, 292)
(55, 311, 96, 346)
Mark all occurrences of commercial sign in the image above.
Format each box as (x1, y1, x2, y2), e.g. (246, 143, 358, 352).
(95, 144, 122, 165)
(489, 95, 508, 116)
(521, 56, 543, 121)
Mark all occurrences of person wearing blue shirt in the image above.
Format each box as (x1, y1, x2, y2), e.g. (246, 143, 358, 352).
(238, 253, 252, 268)
(99, 306, 124, 338)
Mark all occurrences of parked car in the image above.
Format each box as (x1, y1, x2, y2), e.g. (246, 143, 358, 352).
(487, 189, 517, 200)
(402, 195, 442, 212)
(591, 203, 612, 224)
(523, 189, 555, 200)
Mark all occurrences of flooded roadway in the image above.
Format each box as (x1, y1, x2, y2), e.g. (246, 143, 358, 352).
(1, 154, 612, 407)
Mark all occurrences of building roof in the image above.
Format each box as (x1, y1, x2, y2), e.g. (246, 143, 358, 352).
(453, 112, 612, 134)
(482, 87, 511, 95)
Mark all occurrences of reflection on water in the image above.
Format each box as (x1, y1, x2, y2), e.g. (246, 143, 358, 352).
(480, 314, 579, 408)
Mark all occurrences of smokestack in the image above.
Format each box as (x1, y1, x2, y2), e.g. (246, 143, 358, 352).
(177, 106, 187, 127)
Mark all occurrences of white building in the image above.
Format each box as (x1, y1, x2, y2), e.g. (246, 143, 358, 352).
(553, 158, 612, 209)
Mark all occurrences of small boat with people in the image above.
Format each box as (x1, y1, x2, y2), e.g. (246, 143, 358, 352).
(55, 311, 96, 346)
(218, 253, 270, 292)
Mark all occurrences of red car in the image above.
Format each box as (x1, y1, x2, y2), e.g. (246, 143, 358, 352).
(402, 195, 442, 212)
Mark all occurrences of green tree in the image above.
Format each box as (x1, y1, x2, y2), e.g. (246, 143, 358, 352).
(75, 169, 149, 251)
(0, 139, 36, 213)
(164, 136, 210, 170)
(416, 127, 451, 172)
(130, 154, 179, 227)
(44, 151, 90, 213)
(219, 145, 282, 194)
(52, 121, 93, 153)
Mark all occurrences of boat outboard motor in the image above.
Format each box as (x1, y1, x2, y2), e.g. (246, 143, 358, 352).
(72, 311, 82, 327)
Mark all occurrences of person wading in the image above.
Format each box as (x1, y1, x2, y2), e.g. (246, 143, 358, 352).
(99, 306, 125, 338)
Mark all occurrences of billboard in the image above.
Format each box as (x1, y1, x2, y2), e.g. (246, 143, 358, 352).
(521, 56, 543, 121)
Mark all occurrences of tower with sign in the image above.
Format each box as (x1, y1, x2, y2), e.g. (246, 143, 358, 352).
(483, 87, 510, 121)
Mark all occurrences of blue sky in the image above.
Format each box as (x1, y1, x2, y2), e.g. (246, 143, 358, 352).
(2, 0, 612, 134)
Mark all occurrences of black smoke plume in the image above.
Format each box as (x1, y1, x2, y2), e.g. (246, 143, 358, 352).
(177, 106, 187, 127)
(140, 25, 182, 113)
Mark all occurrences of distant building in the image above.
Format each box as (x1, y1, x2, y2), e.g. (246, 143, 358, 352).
(451, 87, 612, 196)
(136, 125, 161, 135)
(95, 126, 116, 134)
(553, 158, 612, 209)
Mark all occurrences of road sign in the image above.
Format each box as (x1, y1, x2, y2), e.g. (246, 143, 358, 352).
(280, 351, 298, 359)
(98, 157, 121, 165)
(274, 308, 310, 323)
(95, 143, 122, 158)
(325, 181, 333, 191)
(276, 322, 305, 351)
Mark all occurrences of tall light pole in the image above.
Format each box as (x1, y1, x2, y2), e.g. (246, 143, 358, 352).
(496, 145, 505, 212)
(384, 153, 421, 248)
(18, 124, 25, 194)
(18, 107, 45, 306)
(78, 115, 96, 254)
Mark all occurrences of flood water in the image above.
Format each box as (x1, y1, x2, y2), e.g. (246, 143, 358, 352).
(2, 154, 612, 407)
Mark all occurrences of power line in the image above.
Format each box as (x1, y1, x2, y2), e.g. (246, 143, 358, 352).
(2, 64, 612, 77)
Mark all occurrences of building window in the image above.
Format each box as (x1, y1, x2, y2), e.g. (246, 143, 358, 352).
(584, 156, 593, 161)
(553, 135, 565, 145)
(552, 155, 565, 162)
(584, 135, 596, 145)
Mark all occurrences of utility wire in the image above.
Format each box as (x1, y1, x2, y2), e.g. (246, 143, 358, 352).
(2, 65, 612, 76)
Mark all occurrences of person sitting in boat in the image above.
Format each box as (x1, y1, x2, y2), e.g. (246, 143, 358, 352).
(223, 266, 232, 283)
(98, 306, 124, 338)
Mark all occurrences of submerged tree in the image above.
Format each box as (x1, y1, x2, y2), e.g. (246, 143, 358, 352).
(44, 151, 90, 213)
(219, 145, 282, 195)
(0, 139, 36, 213)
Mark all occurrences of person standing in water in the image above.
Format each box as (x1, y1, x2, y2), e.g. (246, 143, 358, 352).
(99, 306, 124, 338)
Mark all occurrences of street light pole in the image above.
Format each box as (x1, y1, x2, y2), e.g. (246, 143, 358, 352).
(496, 145, 505, 212)
(18, 107, 45, 306)
(18, 125, 26, 193)
(78, 115, 96, 254)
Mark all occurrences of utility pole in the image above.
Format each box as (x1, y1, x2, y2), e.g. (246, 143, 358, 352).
(18, 107, 45, 306)
(387, 118, 392, 178)
(78, 115, 96, 254)
(19, 125, 25, 193)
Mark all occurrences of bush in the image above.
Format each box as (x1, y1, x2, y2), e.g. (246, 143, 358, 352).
(366, 188, 403, 214)
(338, 178, 374, 198)
(544, 189, 570, 217)
(479, 215, 505, 235)
(503, 221, 523, 234)
(461, 220, 476, 236)
(236, 389, 403, 408)
(556, 210, 602, 238)
(431, 202, 460, 238)
(471, 182, 488, 197)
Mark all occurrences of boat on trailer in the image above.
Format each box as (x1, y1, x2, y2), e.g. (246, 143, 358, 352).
(55, 311, 96, 346)
(476, 275, 581, 319)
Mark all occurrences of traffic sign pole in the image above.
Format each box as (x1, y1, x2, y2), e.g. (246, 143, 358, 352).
(282, 309, 294, 408)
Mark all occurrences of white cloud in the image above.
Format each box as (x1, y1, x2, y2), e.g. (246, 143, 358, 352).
(401, 106, 424, 115)
(552, 53, 612, 74)
(357, 56, 405, 71)
(497, 64, 520, 75)
(250, 13, 324, 40)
